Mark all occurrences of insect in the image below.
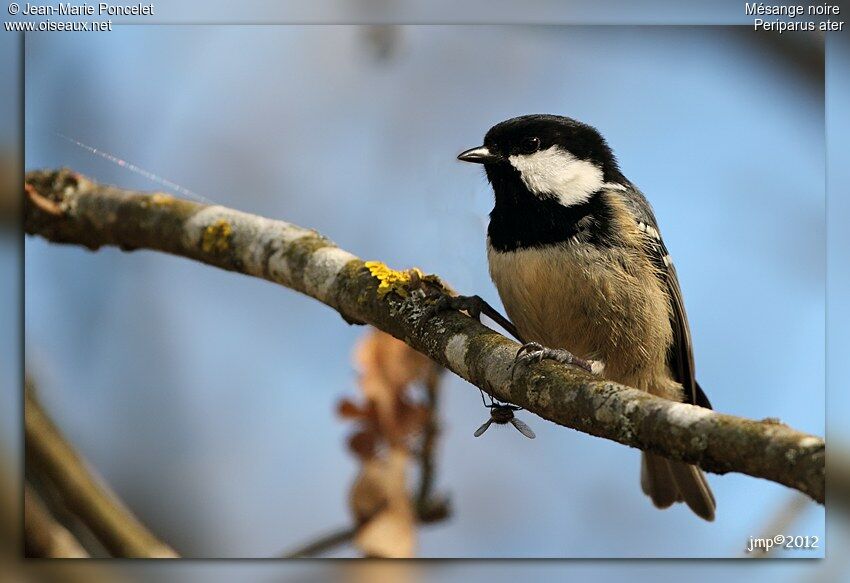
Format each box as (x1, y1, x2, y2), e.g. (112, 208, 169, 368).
(473, 391, 536, 439)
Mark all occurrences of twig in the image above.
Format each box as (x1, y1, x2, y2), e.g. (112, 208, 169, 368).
(25, 386, 179, 558)
(283, 525, 358, 558)
(25, 182, 62, 216)
(415, 365, 449, 522)
(281, 500, 450, 559)
(24, 484, 90, 558)
(24, 168, 826, 503)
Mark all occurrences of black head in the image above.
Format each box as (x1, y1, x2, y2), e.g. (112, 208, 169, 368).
(458, 114, 624, 189)
(458, 115, 626, 252)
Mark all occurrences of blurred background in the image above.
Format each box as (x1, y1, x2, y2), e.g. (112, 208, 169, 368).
(18, 24, 828, 564)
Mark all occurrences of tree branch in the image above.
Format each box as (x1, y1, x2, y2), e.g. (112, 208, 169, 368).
(24, 484, 90, 558)
(24, 168, 825, 504)
(25, 384, 178, 557)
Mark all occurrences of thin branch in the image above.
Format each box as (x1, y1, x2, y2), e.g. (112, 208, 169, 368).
(281, 502, 449, 559)
(415, 365, 449, 522)
(282, 525, 357, 558)
(24, 484, 90, 558)
(25, 386, 178, 557)
(25, 182, 62, 216)
(24, 168, 825, 504)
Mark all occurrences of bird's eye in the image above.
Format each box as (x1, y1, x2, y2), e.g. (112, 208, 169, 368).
(519, 136, 540, 154)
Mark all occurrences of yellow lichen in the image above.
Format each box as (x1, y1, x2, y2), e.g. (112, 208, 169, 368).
(201, 219, 233, 254)
(365, 260, 437, 299)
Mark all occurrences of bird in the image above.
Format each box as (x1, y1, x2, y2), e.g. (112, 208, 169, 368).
(455, 114, 716, 521)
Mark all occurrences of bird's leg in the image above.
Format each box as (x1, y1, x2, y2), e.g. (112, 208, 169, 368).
(511, 341, 594, 377)
(423, 293, 526, 344)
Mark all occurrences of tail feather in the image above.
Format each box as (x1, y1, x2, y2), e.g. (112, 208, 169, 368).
(693, 463, 716, 507)
(641, 453, 715, 521)
(641, 452, 680, 508)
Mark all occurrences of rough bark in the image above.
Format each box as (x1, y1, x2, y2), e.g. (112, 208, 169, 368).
(24, 168, 825, 504)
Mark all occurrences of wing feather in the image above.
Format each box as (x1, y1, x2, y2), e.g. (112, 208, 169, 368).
(658, 245, 711, 409)
(622, 187, 712, 409)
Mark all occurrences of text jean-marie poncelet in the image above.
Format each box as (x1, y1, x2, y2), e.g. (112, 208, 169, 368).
(20, 2, 153, 15)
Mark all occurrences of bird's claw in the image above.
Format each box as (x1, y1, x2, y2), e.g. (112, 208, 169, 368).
(511, 342, 592, 378)
(423, 294, 481, 321)
(419, 293, 527, 344)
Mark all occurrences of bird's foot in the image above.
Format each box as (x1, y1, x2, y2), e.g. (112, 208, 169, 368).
(511, 341, 593, 378)
(420, 293, 525, 343)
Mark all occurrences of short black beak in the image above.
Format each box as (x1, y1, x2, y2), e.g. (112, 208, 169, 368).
(457, 146, 502, 164)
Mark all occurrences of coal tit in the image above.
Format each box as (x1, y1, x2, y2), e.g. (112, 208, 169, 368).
(458, 114, 716, 521)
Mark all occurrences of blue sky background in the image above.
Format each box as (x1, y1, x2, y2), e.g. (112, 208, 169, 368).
(22, 26, 826, 562)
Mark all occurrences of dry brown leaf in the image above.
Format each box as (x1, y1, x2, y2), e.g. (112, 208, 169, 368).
(354, 331, 430, 397)
(341, 328, 439, 558)
(352, 447, 415, 558)
(352, 329, 432, 445)
(349, 457, 391, 525)
(337, 398, 370, 420)
(348, 430, 379, 461)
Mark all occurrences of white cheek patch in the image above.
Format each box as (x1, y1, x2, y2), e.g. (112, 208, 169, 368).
(508, 146, 604, 207)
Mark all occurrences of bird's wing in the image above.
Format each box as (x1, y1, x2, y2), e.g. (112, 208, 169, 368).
(622, 187, 712, 409)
